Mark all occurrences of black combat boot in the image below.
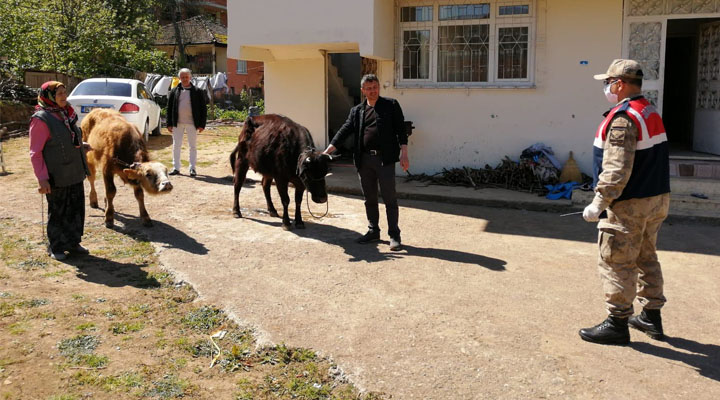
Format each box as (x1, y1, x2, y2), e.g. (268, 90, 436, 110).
(579, 316, 630, 345)
(629, 309, 664, 340)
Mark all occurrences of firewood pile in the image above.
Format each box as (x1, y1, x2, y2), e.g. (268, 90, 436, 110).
(0, 123, 28, 141)
(405, 156, 565, 194)
(0, 77, 37, 105)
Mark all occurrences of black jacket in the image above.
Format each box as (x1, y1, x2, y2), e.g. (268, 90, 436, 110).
(330, 96, 407, 168)
(166, 84, 207, 129)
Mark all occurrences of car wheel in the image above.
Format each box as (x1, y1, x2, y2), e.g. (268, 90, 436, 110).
(143, 120, 149, 143)
(151, 114, 161, 136)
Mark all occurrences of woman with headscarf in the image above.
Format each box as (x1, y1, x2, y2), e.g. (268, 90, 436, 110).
(29, 81, 91, 261)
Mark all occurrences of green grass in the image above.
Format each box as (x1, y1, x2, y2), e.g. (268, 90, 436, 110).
(100, 371, 144, 392)
(78, 354, 109, 368)
(8, 322, 29, 335)
(47, 395, 80, 400)
(42, 269, 70, 278)
(110, 321, 145, 335)
(145, 374, 192, 399)
(128, 303, 150, 318)
(0, 302, 15, 317)
(18, 298, 50, 308)
(75, 323, 97, 332)
(276, 343, 317, 364)
(70, 294, 85, 302)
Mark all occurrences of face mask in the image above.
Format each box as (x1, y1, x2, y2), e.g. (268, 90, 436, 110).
(604, 81, 618, 104)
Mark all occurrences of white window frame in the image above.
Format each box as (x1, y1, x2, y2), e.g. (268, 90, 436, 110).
(236, 60, 248, 74)
(397, 0, 536, 88)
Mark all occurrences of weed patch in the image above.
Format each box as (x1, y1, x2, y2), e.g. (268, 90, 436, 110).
(110, 321, 144, 335)
(185, 338, 215, 358)
(145, 374, 192, 399)
(181, 305, 224, 332)
(0, 302, 15, 317)
(58, 335, 100, 363)
(18, 298, 50, 308)
(8, 322, 29, 335)
(75, 323, 96, 332)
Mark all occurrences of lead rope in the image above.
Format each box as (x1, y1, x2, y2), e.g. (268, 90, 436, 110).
(305, 189, 329, 219)
(40, 193, 47, 244)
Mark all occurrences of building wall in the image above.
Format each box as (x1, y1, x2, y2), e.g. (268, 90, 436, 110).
(227, 59, 264, 93)
(230, 0, 626, 174)
(378, 0, 625, 174)
(199, 0, 228, 25)
(264, 58, 326, 148)
(228, 0, 390, 60)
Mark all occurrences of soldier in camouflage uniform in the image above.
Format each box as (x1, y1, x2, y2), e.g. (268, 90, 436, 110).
(579, 60, 671, 345)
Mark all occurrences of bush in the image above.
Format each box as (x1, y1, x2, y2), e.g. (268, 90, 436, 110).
(207, 98, 264, 122)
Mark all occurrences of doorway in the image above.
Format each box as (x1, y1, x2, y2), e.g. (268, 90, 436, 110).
(326, 53, 362, 154)
(663, 19, 700, 151)
(664, 18, 720, 156)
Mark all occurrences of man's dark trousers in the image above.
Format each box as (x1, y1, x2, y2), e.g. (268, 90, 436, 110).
(358, 153, 399, 237)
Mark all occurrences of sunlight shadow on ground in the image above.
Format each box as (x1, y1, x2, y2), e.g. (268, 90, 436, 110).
(113, 213, 208, 255)
(244, 216, 506, 270)
(61, 254, 161, 288)
(631, 336, 720, 382)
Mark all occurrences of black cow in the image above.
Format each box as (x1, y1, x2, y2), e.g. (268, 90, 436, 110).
(230, 114, 331, 229)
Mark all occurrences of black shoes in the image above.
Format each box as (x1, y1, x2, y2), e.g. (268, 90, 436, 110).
(389, 235, 402, 251)
(579, 316, 630, 345)
(169, 169, 180, 176)
(189, 168, 197, 177)
(356, 230, 380, 244)
(629, 309, 664, 340)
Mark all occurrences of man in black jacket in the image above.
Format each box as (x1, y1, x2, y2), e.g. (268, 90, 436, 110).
(166, 68, 207, 177)
(323, 74, 409, 251)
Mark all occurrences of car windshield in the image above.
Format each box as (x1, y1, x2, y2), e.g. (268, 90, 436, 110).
(72, 81, 131, 97)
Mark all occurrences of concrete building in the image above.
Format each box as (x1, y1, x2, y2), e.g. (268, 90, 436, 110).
(228, 0, 720, 178)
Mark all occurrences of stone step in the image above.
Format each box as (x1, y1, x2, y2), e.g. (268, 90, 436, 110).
(669, 158, 720, 179)
(669, 176, 720, 196)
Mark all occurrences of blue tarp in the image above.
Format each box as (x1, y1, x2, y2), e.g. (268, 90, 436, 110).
(545, 182, 578, 200)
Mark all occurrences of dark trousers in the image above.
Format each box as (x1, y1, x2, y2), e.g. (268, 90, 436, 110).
(358, 153, 400, 238)
(46, 182, 85, 252)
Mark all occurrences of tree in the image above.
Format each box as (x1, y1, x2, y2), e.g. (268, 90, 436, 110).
(0, 0, 175, 78)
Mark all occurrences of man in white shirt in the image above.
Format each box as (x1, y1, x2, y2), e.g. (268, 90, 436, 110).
(166, 68, 207, 177)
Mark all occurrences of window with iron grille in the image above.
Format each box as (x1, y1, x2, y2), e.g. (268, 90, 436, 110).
(236, 60, 248, 74)
(398, 1, 535, 87)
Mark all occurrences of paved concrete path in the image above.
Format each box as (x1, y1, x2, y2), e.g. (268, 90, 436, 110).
(140, 162, 720, 399)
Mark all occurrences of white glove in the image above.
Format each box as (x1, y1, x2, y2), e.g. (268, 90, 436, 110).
(583, 204, 603, 222)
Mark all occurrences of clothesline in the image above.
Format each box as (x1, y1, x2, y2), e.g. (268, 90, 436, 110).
(144, 72, 228, 97)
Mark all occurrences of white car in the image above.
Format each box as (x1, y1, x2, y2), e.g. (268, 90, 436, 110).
(68, 78, 162, 142)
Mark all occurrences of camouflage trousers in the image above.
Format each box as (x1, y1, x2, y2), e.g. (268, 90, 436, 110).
(596, 193, 670, 318)
(46, 182, 85, 253)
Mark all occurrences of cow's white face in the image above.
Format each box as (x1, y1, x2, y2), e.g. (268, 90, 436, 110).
(123, 162, 173, 195)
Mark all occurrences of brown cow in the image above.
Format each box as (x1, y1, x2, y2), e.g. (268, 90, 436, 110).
(230, 114, 331, 230)
(81, 108, 173, 227)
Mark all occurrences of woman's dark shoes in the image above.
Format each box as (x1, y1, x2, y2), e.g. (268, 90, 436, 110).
(579, 316, 630, 345)
(629, 309, 664, 340)
(169, 169, 180, 176)
(48, 248, 67, 261)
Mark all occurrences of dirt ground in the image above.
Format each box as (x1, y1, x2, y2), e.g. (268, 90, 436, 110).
(2, 127, 720, 399)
